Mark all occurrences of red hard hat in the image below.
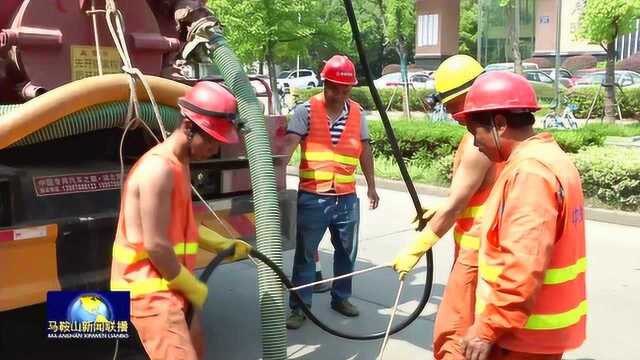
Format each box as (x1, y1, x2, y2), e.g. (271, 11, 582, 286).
(321, 55, 358, 86)
(453, 71, 540, 122)
(178, 81, 239, 144)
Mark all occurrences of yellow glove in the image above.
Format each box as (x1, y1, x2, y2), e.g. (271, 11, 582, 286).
(413, 207, 438, 231)
(168, 265, 208, 310)
(393, 229, 441, 280)
(198, 225, 252, 261)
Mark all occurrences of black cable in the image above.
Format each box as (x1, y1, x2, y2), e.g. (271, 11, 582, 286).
(189, 244, 432, 340)
(251, 248, 433, 340)
(342, 0, 430, 229)
(188, 245, 236, 327)
(187, 0, 437, 342)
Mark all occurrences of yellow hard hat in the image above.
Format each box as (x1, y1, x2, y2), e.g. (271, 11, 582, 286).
(434, 55, 484, 104)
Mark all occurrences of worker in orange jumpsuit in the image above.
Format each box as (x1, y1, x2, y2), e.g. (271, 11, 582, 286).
(393, 54, 502, 359)
(111, 81, 249, 360)
(451, 71, 587, 360)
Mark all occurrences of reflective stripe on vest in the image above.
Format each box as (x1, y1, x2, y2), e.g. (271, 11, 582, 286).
(300, 170, 355, 183)
(112, 242, 199, 264)
(454, 230, 480, 250)
(477, 256, 587, 329)
(525, 300, 588, 330)
(475, 297, 587, 331)
(459, 205, 484, 219)
(479, 257, 586, 284)
(111, 278, 170, 298)
(302, 151, 359, 166)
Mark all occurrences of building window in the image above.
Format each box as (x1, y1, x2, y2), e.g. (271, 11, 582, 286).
(417, 14, 439, 47)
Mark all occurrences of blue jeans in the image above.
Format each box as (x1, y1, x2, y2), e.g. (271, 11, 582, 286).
(289, 191, 360, 309)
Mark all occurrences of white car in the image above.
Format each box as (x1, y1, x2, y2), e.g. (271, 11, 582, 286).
(485, 62, 540, 72)
(373, 72, 435, 89)
(276, 69, 319, 93)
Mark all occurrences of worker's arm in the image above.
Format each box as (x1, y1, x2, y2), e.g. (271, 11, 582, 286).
(283, 103, 307, 165)
(139, 157, 208, 309)
(283, 133, 302, 166)
(472, 162, 560, 343)
(393, 142, 492, 276)
(359, 141, 379, 209)
(139, 157, 180, 280)
(428, 143, 492, 237)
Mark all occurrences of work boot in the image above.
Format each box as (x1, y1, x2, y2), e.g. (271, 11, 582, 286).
(312, 271, 332, 293)
(286, 308, 306, 329)
(331, 300, 359, 317)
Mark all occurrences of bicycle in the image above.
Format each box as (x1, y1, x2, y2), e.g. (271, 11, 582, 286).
(543, 103, 578, 130)
(429, 103, 452, 123)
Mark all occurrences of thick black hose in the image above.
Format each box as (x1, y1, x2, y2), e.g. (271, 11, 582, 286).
(187, 246, 237, 327)
(251, 249, 433, 340)
(194, 245, 433, 341)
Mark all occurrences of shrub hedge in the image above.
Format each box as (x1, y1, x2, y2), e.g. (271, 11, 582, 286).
(366, 121, 640, 210)
(293, 83, 561, 112)
(564, 86, 640, 119)
(617, 54, 640, 73)
(292, 87, 431, 112)
(562, 55, 598, 73)
(524, 57, 553, 68)
(368, 121, 640, 158)
(574, 147, 640, 212)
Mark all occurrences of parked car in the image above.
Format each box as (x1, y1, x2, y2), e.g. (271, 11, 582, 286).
(574, 70, 640, 88)
(540, 68, 575, 88)
(276, 69, 319, 93)
(485, 62, 539, 72)
(373, 71, 435, 89)
(571, 68, 600, 85)
(524, 70, 567, 88)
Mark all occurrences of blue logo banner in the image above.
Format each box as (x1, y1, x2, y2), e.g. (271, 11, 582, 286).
(46, 291, 130, 339)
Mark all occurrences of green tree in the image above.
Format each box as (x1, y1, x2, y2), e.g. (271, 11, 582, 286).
(376, 0, 416, 118)
(207, 0, 350, 112)
(459, 0, 478, 57)
(578, 0, 640, 122)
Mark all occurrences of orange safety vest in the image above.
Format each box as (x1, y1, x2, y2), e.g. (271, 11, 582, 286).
(476, 133, 586, 354)
(110, 145, 199, 301)
(452, 133, 503, 265)
(299, 94, 362, 195)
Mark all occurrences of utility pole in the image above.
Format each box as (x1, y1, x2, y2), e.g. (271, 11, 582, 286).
(477, 0, 483, 63)
(554, 0, 562, 111)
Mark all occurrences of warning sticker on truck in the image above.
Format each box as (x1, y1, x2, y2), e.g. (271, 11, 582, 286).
(70, 46, 122, 81)
(33, 171, 121, 196)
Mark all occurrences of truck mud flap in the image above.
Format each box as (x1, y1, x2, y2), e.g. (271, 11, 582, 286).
(56, 214, 117, 292)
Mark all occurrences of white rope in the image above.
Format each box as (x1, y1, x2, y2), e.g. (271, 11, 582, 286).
(289, 264, 391, 292)
(377, 280, 404, 360)
(102, 0, 236, 240)
(88, 0, 103, 76)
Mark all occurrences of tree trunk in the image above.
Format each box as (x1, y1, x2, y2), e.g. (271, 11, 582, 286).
(604, 41, 617, 123)
(513, 0, 522, 74)
(504, 5, 513, 63)
(259, 60, 264, 75)
(265, 43, 281, 115)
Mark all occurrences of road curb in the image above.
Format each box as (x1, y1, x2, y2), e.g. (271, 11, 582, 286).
(287, 166, 640, 227)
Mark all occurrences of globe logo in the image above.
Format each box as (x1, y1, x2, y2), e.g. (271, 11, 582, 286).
(67, 294, 113, 323)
